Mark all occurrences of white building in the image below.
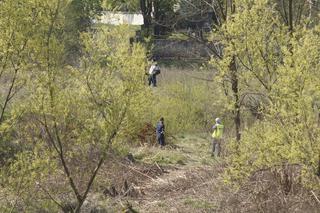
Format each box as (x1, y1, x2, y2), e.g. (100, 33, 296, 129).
(99, 12, 144, 25)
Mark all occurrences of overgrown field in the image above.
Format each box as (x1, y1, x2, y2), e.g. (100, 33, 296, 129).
(1, 0, 320, 212)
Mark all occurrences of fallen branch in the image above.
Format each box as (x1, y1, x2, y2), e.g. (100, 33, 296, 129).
(155, 162, 163, 173)
(311, 190, 320, 205)
(114, 160, 156, 181)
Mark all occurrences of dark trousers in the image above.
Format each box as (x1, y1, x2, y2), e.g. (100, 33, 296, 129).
(148, 74, 157, 87)
(157, 134, 165, 146)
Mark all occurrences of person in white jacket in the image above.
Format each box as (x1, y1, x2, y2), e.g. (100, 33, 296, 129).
(148, 60, 160, 87)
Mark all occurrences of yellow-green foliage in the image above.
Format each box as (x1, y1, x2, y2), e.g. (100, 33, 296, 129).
(149, 70, 229, 134)
(211, 0, 286, 99)
(80, 26, 151, 144)
(0, 0, 150, 209)
(218, 0, 320, 189)
(0, 0, 69, 125)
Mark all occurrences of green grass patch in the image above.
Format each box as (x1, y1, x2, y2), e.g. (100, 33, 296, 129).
(132, 134, 217, 166)
(167, 33, 190, 40)
(183, 197, 216, 210)
(133, 146, 187, 165)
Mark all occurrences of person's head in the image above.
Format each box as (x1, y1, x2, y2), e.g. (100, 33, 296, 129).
(160, 117, 164, 122)
(153, 57, 159, 64)
(215, 117, 221, 124)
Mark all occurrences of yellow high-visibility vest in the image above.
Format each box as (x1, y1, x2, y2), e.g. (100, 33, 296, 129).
(212, 124, 224, 139)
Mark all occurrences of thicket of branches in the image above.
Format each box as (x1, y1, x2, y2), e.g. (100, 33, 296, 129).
(1, 0, 320, 212)
(0, 0, 149, 212)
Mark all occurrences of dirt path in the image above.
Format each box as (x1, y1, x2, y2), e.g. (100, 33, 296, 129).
(129, 135, 224, 212)
(94, 134, 320, 213)
(85, 134, 225, 212)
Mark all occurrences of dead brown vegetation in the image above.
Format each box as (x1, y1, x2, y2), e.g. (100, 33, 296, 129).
(104, 162, 320, 213)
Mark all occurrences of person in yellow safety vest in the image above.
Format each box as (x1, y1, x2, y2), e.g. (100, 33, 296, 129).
(211, 117, 224, 157)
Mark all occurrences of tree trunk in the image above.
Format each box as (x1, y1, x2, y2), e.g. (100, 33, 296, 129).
(318, 112, 320, 177)
(140, 0, 152, 36)
(153, 0, 160, 37)
(288, 0, 294, 32)
(230, 56, 241, 141)
(317, 154, 320, 177)
(140, 0, 147, 25)
(309, 0, 313, 19)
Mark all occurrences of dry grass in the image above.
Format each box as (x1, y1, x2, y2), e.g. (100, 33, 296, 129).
(96, 134, 320, 213)
(3, 133, 318, 212)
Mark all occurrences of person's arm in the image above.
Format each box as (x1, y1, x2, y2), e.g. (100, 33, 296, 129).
(158, 123, 164, 134)
(212, 124, 217, 131)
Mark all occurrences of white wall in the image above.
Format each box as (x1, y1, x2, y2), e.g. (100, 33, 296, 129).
(99, 12, 144, 25)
